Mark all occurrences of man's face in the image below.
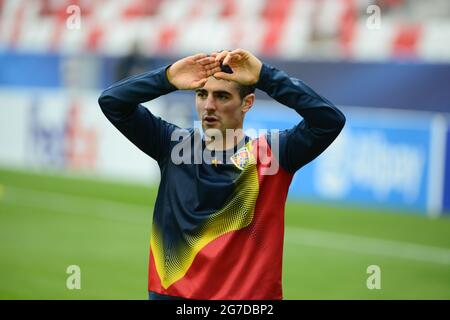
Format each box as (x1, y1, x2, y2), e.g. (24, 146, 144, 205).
(195, 77, 253, 135)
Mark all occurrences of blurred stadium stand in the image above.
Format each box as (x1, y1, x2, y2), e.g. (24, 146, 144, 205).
(0, 0, 449, 215)
(0, 0, 450, 62)
(1, 0, 450, 60)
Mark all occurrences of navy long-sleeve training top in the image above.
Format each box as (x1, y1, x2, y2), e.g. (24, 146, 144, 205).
(98, 63, 345, 300)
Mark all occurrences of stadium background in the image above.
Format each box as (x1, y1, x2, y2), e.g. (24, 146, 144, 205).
(1, 0, 450, 299)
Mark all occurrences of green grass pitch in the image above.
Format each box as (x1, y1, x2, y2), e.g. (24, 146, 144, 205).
(1, 167, 449, 299)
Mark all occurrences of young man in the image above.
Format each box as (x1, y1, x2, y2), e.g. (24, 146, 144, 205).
(98, 49, 345, 300)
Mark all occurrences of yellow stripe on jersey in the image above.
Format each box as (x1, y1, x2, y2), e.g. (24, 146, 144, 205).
(151, 145, 259, 289)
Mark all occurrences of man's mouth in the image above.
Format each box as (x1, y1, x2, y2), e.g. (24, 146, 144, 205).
(203, 116, 219, 124)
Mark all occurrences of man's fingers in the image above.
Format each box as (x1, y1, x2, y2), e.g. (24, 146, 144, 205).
(231, 48, 247, 56)
(213, 71, 235, 81)
(192, 78, 208, 88)
(204, 61, 220, 70)
(212, 49, 247, 63)
(231, 49, 248, 62)
(223, 52, 243, 66)
(197, 56, 216, 65)
(214, 50, 229, 62)
(192, 53, 207, 61)
(232, 52, 243, 61)
(206, 66, 221, 76)
(222, 53, 232, 66)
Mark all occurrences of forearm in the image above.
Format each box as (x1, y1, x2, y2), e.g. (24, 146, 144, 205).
(98, 65, 177, 122)
(255, 63, 345, 131)
(256, 63, 346, 172)
(97, 65, 179, 162)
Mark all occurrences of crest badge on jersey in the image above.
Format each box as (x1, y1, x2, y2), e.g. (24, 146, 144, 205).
(230, 146, 254, 170)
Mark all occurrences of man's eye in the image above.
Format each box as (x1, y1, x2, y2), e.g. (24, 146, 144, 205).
(217, 95, 228, 100)
(197, 92, 206, 98)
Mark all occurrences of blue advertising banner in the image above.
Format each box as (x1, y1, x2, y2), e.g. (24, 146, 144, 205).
(443, 127, 450, 214)
(245, 103, 433, 213)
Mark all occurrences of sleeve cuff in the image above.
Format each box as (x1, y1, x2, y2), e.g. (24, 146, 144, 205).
(255, 63, 276, 92)
(158, 64, 178, 93)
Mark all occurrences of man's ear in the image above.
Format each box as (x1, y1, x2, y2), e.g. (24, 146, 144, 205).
(241, 93, 255, 113)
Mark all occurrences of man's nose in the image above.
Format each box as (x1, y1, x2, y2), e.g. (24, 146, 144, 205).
(204, 96, 216, 111)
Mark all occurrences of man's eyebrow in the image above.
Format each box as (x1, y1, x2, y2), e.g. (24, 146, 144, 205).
(213, 90, 232, 96)
(195, 89, 232, 95)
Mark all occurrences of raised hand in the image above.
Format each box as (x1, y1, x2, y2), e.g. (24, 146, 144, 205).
(166, 53, 221, 90)
(212, 49, 263, 86)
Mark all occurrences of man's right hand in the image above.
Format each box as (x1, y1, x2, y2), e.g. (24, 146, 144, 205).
(212, 49, 263, 86)
(166, 53, 221, 90)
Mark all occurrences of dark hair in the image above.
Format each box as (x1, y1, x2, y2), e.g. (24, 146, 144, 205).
(237, 84, 256, 100)
(219, 59, 256, 99)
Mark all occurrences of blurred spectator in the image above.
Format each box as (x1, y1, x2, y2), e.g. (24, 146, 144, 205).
(115, 41, 148, 81)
